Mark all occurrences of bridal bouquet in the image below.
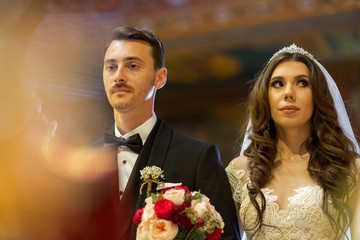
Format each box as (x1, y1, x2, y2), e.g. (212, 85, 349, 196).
(133, 185, 224, 240)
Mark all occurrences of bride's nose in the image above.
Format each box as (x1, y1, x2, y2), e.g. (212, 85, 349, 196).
(284, 85, 295, 102)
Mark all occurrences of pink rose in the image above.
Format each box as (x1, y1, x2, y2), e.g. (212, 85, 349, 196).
(163, 188, 185, 205)
(148, 218, 178, 240)
(133, 208, 144, 225)
(154, 198, 176, 220)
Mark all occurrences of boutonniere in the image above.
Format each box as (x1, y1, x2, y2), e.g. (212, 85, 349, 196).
(139, 166, 165, 196)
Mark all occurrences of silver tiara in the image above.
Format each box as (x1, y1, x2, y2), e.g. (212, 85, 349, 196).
(269, 44, 315, 63)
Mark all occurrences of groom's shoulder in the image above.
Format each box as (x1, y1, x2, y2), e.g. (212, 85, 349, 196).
(171, 128, 218, 153)
(174, 129, 208, 144)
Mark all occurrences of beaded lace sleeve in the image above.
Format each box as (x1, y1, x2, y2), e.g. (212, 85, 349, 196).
(355, 157, 360, 174)
(349, 157, 360, 197)
(225, 161, 246, 204)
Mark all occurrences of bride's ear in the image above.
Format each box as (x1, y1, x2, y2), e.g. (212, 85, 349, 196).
(155, 67, 167, 89)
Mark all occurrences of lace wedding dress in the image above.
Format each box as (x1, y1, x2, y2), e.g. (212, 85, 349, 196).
(226, 159, 360, 240)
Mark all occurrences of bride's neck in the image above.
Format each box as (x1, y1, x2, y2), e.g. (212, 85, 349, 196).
(275, 127, 310, 159)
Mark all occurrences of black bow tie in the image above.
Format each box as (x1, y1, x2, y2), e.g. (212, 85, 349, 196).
(104, 133, 143, 153)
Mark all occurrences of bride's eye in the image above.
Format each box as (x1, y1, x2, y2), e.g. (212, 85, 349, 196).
(270, 80, 283, 88)
(298, 79, 310, 87)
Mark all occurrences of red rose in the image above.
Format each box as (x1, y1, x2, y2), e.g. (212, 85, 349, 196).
(196, 218, 204, 228)
(154, 198, 176, 220)
(174, 186, 190, 193)
(205, 228, 223, 240)
(132, 208, 144, 225)
(169, 200, 191, 224)
(169, 209, 180, 223)
(177, 201, 191, 213)
(179, 214, 193, 230)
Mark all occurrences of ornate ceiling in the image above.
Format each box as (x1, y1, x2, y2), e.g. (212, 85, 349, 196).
(14, 0, 360, 97)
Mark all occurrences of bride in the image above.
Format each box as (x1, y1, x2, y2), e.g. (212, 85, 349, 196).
(226, 44, 360, 240)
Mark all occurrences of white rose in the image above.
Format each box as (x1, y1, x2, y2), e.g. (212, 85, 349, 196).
(136, 222, 149, 240)
(142, 197, 156, 223)
(148, 218, 178, 240)
(145, 196, 153, 206)
(163, 189, 185, 205)
(192, 199, 208, 218)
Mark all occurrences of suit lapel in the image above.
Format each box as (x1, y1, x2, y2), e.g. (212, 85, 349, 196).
(146, 119, 173, 167)
(125, 119, 172, 239)
(135, 119, 173, 204)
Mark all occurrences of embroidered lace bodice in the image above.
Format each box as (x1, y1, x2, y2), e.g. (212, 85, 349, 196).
(225, 158, 360, 240)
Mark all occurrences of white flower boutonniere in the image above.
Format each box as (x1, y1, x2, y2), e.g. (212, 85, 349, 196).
(139, 166, 165, 196)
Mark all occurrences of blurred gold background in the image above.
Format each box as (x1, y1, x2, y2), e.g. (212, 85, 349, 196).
(4, 0, 360, 164)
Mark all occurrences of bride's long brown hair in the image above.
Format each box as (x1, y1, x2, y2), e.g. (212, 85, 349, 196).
(243, 52, 358, 239)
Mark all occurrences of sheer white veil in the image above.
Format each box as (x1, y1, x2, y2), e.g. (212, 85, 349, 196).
(240, 44, 360, 156)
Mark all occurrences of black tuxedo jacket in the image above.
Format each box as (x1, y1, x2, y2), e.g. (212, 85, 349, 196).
(88, 117, 240, 240)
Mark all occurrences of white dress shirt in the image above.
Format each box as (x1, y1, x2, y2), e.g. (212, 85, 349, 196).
(114, 114, 157, 198)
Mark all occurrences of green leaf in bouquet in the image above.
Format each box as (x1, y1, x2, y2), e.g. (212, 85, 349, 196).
(186, 228, 206, 240)
(193, 228, 206, 240)
(191, 192, 203, 200)
(184, 226, 206, 240)
(151, 193, 163, 203)
(176, 226, 186, 239)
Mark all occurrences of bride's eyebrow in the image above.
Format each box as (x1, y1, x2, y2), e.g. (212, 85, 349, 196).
(269, 76, 283, 82)
(294, 74, 310, 80)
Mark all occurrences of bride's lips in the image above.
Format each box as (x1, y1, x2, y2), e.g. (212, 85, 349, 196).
(280, 105, 299, 114)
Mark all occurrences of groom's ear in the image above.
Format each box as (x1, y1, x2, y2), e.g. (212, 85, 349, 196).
(155, 67, 167, 89)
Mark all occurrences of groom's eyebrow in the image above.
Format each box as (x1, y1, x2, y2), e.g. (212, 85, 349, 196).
(104, 57, 145, 64)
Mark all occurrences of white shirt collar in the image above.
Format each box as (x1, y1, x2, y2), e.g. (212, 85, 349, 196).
(114, 114, 157, 144)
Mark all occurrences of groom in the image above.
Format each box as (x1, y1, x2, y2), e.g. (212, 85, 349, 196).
(90, 26, 240, 240)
